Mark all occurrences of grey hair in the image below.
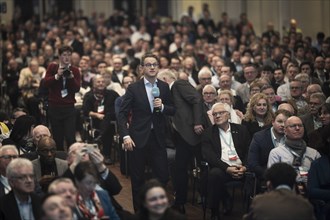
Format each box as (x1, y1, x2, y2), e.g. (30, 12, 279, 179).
(0, 145, 18, 156)
(48, 178, 76, 193)
(6, 158, 33, 179)
(202, 84, 217, 94)
(211, 102, 231, 113)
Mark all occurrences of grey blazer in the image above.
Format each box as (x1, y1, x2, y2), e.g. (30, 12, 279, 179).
(32, 158, 68, 180)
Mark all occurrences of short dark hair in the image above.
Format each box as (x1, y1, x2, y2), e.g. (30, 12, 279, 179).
(265, 163, 297, 189)
(141, 53, 160, 66)
(59, 46, 73, 55)
(274, 109, 292, 119)
(74, 161, 99, 183)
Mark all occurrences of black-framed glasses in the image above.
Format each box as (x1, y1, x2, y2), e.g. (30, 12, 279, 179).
(142, 63, 159, 68)
(286, 124, 304, 128)
(0, 155, 18, 160)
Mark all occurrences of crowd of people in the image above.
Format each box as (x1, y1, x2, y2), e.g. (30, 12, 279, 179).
(0, 3, 330, 220)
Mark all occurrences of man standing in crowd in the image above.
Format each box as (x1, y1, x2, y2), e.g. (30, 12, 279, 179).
(118, 53, 175, 211)
(158, 69, 204, 213)
(43, 46, 81, 151)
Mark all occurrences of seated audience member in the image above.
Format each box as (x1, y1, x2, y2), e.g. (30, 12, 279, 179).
(32, 125, 51, 147)
(295, 73, 311, 98)
(277, 64, 299, 101)
(74, 161, 120, 219)
(2, 115, 36, 155)
(237, 64, 259, 105)
(32, 137, 68, 191)
(278, 102, 297, 115)
(217, 74, 244, 112)
(288, 80, 308, 116)
(0, 145, 18, 197)
(83, 75, 119, 164)
(202, 103, 251, 219)
(196, 67, 212, 94)
(0, 158, 41, 219)
(10, 107, 27, 126)
(63, 143, 124, 216)
(272, 67, 286, 94)
(216, 90, 244, 124)
(202, 85, 217, 128)
(268, 116, 321, 182)
(261, 84, 282, 113)
(248, 109, 292, 179)
(308, 103, 330, 151)
(128, 179, 186, 220)
(243, 163, 316, 220)
(41, 194, 73, 220)
(18, 58, 45, 124)
(308, 124, 330, 219)
(306, 84, 323, 100)
(243, 93, 274, 137)
(48, 178, 86, 220)
(300, 92, 326, 136)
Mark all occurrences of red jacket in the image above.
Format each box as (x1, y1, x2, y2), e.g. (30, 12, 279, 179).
(43, 63, 81, 107)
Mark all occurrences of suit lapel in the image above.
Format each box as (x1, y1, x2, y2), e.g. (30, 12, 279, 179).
(212, 126, 221, 155)
(231, 124, 240, 148)
(138, 79, 152, 113)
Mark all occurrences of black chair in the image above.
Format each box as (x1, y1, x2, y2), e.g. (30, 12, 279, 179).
(199, 161, 257, 219)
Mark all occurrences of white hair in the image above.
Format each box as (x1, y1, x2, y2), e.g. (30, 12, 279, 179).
(6, 158, 33, 179)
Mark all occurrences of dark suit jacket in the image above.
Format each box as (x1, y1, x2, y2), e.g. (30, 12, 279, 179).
(171, 79, 203, 146)
(111, 70, 129, 84)
(247, 127, 274, 178)
(300, 113, 316, 136)
(0, 191, 41, 220)
(118, 79, 175, 148)
(201, 123, 251, 171)
(70, 39, 84, 56)
(243, 189, 316, 220)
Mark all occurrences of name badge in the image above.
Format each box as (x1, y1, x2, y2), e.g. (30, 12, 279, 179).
(97, 105, 104, 113)
(228, 150, 238, 161)
(61, 89, 68, 98)
(299, 166, 308, 176)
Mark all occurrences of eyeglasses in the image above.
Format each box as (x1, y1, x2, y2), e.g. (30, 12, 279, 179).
(212, 111, 228, 117)
(13, 174, 34, 181)
(0, 155, 18, 160)
(203, 92, 216, 96)
(290, 86, 301, 90)
(286, 124, 304, 128)
(200, 77, 211, 81)
(142, 63, 159, 68)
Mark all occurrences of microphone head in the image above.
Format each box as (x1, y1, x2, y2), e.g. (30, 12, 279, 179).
(151, 87, 160, 98)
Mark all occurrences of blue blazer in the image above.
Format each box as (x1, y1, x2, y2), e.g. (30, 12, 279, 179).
(118, 79, 175, 148)
(247, 127, 274, 178)
(96, 189, 120, 220)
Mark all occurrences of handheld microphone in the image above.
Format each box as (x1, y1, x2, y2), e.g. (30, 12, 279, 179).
(151, 87, 161, 114)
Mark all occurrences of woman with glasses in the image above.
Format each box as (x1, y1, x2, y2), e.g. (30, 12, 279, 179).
(73, 161, 120, 220)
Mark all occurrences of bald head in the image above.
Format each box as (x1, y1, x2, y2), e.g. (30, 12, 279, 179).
(33, 125, 51, 145)
(284, 116, 304, 140)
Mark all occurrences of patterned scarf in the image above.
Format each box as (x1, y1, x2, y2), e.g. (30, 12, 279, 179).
(76, 191, 105, 219)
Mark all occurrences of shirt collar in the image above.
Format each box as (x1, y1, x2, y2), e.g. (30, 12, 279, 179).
(144, 77, 158, 86)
